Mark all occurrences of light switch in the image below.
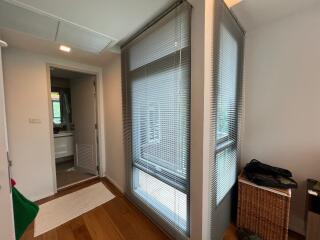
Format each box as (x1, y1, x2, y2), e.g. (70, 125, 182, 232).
(29, 118, 41, 124)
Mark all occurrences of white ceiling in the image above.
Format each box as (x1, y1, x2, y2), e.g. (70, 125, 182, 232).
(0, 28, 118, 66)
(0, 0, 174, 66)
(2, 0, 319, 66)
(231, 0, 320, 31)
(5, 0, 174, 43)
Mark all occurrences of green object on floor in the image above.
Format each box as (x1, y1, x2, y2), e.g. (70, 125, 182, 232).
(12, 187, 39, 240)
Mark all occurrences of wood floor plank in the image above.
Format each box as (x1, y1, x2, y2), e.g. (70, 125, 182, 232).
(56, 223, 76, 240)
(104, 197, 169, 240)
(69, 217, 92, 240)
(20, 178, 170, 240)
(82, 206, 124, 240)
(103, 201, 141, 239)
(40, 229, 58, 240)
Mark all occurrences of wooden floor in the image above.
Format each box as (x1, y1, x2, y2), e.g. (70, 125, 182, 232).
(223, 224, 305, 240)
(56, 160, 95, 188)
(21, 178, 305, 240)
(21, 178, 170, 240)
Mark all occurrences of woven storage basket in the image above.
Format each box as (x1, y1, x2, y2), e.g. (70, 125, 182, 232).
(237, 172, 291, 240)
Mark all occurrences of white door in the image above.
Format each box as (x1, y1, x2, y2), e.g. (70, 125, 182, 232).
(0, 43, 15, 239)
(70, 76, 98, 175)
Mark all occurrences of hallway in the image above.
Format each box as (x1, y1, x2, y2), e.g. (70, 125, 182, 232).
(21, 179, 169, 240)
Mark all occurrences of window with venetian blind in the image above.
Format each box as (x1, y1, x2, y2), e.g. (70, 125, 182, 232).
(121, 2, 191, 239)
(209, 1, 244, 239)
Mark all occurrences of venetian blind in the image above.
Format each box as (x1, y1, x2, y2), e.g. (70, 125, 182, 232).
(209, 0, 244, 239)
(122, 2, 191, 239)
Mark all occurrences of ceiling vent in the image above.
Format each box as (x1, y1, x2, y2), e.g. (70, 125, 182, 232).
(0, 1, 58, 41)
(0, 1, 116, 54)
(56, 21, 113, 54)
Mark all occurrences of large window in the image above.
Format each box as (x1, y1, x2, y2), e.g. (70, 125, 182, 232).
(214, 3, 244, 206)
(208, 3, 244, 239)
(122, 2, 191, 238)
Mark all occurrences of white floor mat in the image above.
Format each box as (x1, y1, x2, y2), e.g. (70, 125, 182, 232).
(34, 182, 115, 237)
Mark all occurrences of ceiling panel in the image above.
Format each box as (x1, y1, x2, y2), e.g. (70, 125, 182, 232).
(5, 0, 174, 42)
(0, 0, 58, 41)
(0, 27, 118, 67)
(56, 21, 113, 54)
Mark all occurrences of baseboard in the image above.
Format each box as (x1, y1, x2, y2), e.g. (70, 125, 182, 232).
(289, 229, 305, 240)
(104, 175, 124, 194)
(57, 176, 99, 191)
(30, 191, 55, 202)
(290, 213, 306, 236)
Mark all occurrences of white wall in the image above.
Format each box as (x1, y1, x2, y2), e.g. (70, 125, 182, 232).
(3, 48, 103, 201)
(102, 54, 126, 192)
(242, 5, 320, 235)
(0, 46, 15, 240)
(188, 0, 215, 239)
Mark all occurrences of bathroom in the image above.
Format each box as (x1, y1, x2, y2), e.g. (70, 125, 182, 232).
(50, 67, 99, 189)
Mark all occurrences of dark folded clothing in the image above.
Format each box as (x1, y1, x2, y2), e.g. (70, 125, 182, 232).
(245, 172, 297, 189)
(245, 159, 292, 177)
(244, 159, 298, 189)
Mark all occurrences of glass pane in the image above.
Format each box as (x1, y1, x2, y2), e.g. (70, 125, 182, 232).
(216, 24, 238, 142)
(133, 167, 187, 231)
(52, 101, 61, 124)
(131, 52, 190, 180)
(216, 147, 237, 204)
(124, 3, 191, 236)
(215, 23, 239, 204)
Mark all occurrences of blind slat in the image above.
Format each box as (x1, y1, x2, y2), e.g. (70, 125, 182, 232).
(208, 1, 244, 239)
(122, 2, 191, 239)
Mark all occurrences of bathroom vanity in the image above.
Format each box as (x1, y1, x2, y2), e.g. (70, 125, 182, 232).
(54, 131, 74, 159)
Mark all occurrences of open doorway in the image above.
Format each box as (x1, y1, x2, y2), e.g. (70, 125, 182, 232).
(49, 67, 99, 189)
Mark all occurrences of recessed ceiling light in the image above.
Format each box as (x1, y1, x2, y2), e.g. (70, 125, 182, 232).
(59, 45, 71, 53)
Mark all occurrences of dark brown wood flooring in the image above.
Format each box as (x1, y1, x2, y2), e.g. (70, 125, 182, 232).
(21, 178, 305, 240)
(223, 224, 305, 240)
(21, 178, 170, 240)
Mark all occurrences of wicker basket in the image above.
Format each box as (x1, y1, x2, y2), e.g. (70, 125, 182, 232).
(237, 172, 291, 240)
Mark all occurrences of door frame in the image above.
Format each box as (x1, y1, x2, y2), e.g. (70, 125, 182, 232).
(46, 63, 106, 193)
(0, 43, 16, 240)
